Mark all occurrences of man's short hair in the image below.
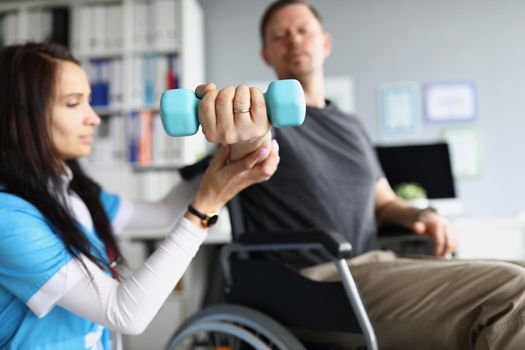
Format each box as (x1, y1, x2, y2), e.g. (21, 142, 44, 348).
(259, 0, 324, 46)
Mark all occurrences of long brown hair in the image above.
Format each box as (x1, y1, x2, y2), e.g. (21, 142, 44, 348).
(0, 42, 122, 275)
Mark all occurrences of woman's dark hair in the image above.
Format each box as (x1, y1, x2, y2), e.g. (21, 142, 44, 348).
(0, 42, 121, 275)
(259, 0, 324, 46)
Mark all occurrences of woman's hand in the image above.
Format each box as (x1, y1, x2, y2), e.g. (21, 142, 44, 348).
(195, 83, 272, 145)
(188, 139, 280, 223)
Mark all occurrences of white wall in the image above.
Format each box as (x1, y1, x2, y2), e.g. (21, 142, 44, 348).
(198, 0, 525, 218)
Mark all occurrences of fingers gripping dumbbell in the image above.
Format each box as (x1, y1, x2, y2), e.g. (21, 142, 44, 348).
(160, 79, 306, 137)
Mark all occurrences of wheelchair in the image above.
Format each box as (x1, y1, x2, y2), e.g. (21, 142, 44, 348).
(165, 159, 435, 350)
(164, 196, 379, 350)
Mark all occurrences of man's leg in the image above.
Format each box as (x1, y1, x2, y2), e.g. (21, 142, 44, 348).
(301, 251, 525, 350)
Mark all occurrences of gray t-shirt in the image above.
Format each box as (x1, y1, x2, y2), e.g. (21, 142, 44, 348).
(239, 101, 383, 257)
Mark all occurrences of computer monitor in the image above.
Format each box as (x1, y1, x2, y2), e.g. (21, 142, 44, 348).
(375, 142, 461, 215)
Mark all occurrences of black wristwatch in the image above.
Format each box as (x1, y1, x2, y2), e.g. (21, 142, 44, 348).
(187, 205, 219, 227)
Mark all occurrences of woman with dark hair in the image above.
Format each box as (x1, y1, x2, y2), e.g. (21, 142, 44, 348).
(0, 42, 279, 349)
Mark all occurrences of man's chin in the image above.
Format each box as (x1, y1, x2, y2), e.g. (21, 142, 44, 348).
(285, 69, 309, 81)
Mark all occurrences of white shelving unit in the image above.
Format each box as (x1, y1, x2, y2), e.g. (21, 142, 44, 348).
(0, 1, 210, 349)
(1, 0, 207, 199)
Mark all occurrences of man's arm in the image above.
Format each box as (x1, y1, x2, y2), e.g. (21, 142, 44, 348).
(374, 177, 457, 256)
(229, 131, 272, 162)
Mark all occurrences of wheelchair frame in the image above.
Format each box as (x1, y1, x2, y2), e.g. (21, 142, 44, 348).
(165, 229, 378, 350)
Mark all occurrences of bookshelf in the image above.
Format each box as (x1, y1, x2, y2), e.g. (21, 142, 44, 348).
(0, 1, 210, 348)
(0, 0, 207, 200)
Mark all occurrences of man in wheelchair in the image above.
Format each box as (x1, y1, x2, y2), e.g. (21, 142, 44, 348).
(168, 1, 525, 349)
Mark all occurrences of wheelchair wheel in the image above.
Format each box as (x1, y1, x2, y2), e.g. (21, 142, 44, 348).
(165, 304, 307, 350)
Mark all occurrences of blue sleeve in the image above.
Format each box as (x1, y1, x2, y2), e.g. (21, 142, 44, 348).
(0, 196, 73, 303)
(99, 190, 121, 222)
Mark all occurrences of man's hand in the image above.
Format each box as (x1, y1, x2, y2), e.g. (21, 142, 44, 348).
(375, 177, 458, 257)
(412, 209, 457, 257)
(195, 83, 272, 145)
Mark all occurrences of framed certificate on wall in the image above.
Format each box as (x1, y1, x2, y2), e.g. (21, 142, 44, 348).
(379, 82, 420, 136)
(424, 81, 477, 122)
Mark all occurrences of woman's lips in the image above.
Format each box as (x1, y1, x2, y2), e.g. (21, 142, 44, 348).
(80, 135, 94, 144)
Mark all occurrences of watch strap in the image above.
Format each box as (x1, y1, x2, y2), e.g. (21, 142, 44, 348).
(187, 205, 219, 227)
(188, 205, 207, 220)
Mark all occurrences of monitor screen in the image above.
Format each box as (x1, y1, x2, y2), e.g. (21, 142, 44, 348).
(375, 142, 456, 199)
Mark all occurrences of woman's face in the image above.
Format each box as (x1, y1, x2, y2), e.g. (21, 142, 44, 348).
(50, 60, 100, 160)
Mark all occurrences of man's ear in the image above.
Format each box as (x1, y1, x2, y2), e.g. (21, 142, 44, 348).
(261, 48, 271, 66)
(323, 32, 332, 59)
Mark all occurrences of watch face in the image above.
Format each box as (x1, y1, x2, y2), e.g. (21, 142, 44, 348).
(206, 214, 219, 227)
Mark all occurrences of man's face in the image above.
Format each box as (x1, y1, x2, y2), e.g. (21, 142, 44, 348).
(262, 4, 331, 80)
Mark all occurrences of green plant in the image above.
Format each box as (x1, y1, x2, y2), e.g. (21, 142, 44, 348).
(394, 182, 427, 200)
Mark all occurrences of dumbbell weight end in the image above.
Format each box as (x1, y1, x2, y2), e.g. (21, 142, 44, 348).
(160, 79, 306, 137)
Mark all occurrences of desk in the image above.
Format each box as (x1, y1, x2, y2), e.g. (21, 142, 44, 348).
(120, 207, 232, 250)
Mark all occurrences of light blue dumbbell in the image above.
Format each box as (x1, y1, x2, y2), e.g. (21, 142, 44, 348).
(160, 79, 306, 137)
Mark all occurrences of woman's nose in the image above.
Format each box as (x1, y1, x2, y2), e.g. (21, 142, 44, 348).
(86, 105, 101, 126)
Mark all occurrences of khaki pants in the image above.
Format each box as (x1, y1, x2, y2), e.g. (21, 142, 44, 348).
(301, 251, 525, 350)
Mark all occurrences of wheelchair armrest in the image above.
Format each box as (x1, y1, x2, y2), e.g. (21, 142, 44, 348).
(377, 224, 434, 255)
(377, 223, 414, 237)
(237, 228, 352, 260)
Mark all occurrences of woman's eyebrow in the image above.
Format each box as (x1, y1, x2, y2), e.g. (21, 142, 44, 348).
(59, 92, 84, 100)
(63, 92, 83, 97)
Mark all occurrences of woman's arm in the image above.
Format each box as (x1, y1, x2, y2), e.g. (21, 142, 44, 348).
(57, 218, 202, 335)
(114, 176, 201, 234)
(55, 142, 280, 334)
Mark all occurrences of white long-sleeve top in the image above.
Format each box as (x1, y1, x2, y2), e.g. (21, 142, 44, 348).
(0, 171, 204, 349)
(58, 176, 203, 335)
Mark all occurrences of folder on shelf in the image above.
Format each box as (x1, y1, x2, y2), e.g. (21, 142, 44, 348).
(91, 117, 113, 165)
(3, 12, 18, 46)
(152, 112, 180, 165)
(75, 6, 87, 53)
(144, 55, 156, 107)
(151, 0, 178, 50)
(132, 1, 148, 51)
(154, 55, 169, 106)
(50, 7, 69, 48)
(109, 58, 123, 109)
(131, 56, 145, 109)
(27, 9, 52, 43)
(110, 114, 126, 164)
(128, 111, 139, 164)
(105, 4, 122, 51)
(168, 54, 180, 89)
(88, 113, 126, 165)
(90, 59, 110, 107)
(90, 5, 106, 53)
(138, 110, 153, 165)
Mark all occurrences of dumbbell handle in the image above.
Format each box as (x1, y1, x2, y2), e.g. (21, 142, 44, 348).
(160, 79, 306, 137)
